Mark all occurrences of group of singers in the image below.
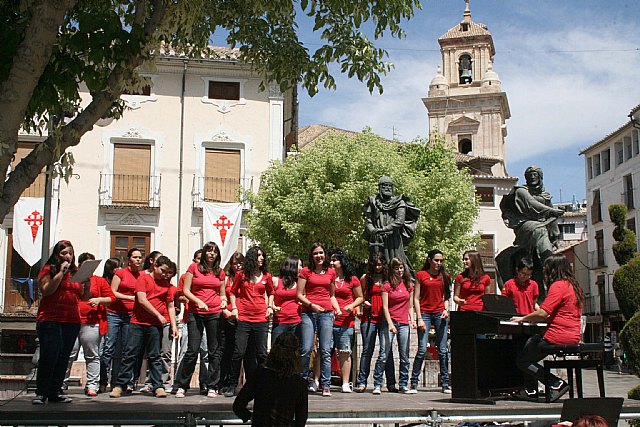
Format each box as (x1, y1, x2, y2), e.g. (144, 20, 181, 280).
(32, 238, 582, 405)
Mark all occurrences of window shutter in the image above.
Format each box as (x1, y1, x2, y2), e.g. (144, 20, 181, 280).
(113, 144, 151, 205)
(204, 149, 241, 202)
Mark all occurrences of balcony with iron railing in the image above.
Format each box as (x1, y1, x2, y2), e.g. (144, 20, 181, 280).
(583, 295, 597, 315)
(588, 250, 607, 269)
(601, 292, 620, 313)
(98, 173, 161, 208)
(192, 175, 253, 208)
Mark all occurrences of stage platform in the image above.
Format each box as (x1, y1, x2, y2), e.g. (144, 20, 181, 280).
(1, 370, 639, 426)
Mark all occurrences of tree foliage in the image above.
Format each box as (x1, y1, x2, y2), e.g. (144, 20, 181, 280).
(0, 0, 421, 220)
(608, 204, 637, 266)
(244, 129, 479, 273)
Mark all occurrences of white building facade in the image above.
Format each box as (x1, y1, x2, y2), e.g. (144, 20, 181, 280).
(580, 103, 640, 337)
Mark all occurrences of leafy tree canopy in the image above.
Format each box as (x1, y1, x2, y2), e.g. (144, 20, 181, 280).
(0, 0, 421, 220)
(245, 129, 479, 274)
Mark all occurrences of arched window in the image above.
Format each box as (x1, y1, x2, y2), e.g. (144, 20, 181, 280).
(459, 138, 472, 154)
(459, 54, 472, 84)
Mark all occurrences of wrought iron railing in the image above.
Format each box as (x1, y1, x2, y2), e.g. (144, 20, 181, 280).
(192, 176, 253, 208)
(99, 173, 161, 208)
(602, 292, 621, 313)
(588, 250, 607, 269)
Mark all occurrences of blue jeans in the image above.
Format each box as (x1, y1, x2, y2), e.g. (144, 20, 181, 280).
(36, 321, 80, 398)
(333, 326, 354, 353)
(116, 323, 163, 390)
(300, 311, 334, 388)
(271, 322, 300, 346)
(374, 321, 410, 388)
(101, 312, 132, 387)
(411, 312, 449, 387)
(356, 321, 394, 388)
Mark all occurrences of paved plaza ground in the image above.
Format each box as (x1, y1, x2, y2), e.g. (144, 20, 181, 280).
(1, 368, 639, 426)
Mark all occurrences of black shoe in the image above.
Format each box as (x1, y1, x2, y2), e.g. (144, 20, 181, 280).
(124, 386, 134, 396)
(32, 395, 47, 405)
(223, 388, 235, 397)
(199, 387, 208, 396)
(387, 385, 399, 393)
(548, 380, 569, 402)
(49, 395, 72, 403)
(513, 388, 539, 402)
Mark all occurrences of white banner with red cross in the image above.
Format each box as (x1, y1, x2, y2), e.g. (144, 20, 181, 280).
(202, 202, 243, 269)
(12, 197, 59, 266)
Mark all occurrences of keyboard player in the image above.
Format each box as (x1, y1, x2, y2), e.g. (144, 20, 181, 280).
(511, 254, 583, 403)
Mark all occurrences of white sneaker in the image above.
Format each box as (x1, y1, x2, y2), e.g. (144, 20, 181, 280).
(406, 386, 418, 394)
(442, 386, 452, 394)
(308, 379, 319, 393)
(372, 387, 381, 395)
(341, 383, 353, 393)
(175, 388, 186, 398)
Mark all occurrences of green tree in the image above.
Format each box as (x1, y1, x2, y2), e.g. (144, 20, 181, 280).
(0, 0, 421, 220)
(609, 204, 637, 266)
(244, 129, 479, 273)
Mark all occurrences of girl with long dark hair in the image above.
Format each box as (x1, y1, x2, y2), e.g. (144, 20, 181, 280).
(354, 253, 395, 393)
(270, 255, 303, 344)
(33, 240, 81, 404)
(330, 250, 363, 393)
(374, 257, 415, 395)
(410, 249, 452, 393)
(297, 242, 341, 397)
(101, 248, 143, 391)
(227, 246, 273, 397)
(98, 257, 123, 392)
(233, 332, 308, 426)
(219, 252, 245, 395)
(453, 250, 492, 311)
(512, 254, 584, 402)
(173, 241, 226, 397)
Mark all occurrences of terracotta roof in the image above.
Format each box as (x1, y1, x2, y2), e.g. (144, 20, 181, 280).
(297, 125, 362, 149)
(555, 240, 587, 254)
(439, 21, 491, 40)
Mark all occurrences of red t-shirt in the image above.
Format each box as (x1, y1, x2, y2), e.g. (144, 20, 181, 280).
(108, 267, 141, 315)
(186, 263, 225, 315)
(503, 278, 539, 315)
(383, 281, 413, 325)
(273, 278, 301, 325)
(231, 271, 274, 323)
(456, 273, 490, 311)
(37, 265, 82, 323)
(334, 276, 360, 327)
(416, 270, 448, 314)
(79, 276, 116, 331)
(300, 267, 336, 312)
(361, 276, 383, 324)
(540, 280, 582, 345)
(132, 274, 177, 326)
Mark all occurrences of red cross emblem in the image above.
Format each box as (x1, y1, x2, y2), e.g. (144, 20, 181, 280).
(24, 210, 44, 243)
(213, 215, 234, 246)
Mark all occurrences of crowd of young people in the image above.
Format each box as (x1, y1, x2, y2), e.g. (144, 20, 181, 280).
(32, 238, 580, 406)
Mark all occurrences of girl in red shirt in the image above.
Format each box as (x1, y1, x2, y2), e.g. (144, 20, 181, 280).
(101, 248, 143, 392)
(330, 250, 363, 393)
(375, 257, 415, 394)
(219, 252, 244, 396)
(410, 249, 452, 393)
(297, 242, 341, 397)
(453, 250, 492, 311)
(33, 240, 81, 405)
(65, 253, 117, 397)
(269, 255, 302, 344)
(174, 242, 226, 397)
(512, 254, 584, 402)
(227, 246, 273, 396)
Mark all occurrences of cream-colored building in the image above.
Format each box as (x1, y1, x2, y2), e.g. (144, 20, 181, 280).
(1, 47, 294, 315)
(423, 2, 517, 282)
(580, 103, 640, 337)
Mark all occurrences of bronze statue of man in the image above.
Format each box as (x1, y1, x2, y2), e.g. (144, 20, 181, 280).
(497, 166, 564, 298)
(363, 176, 420, 277)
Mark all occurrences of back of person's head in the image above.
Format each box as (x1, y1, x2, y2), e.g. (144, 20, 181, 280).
(265, 332, 300, 377)
(572, 415, 609, 427)
(78, 252, 95, 265)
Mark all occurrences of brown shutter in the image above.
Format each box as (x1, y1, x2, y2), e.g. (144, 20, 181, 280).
(204, 149, 241, 202)
(113, 144, 151, 205)
(12, 143, 46, 198)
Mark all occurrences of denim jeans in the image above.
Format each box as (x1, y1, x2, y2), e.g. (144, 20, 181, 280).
(174, 313, 223, 390)
(230, 321, 268, 387)
(271, 322, 300, 346)
(374, 321, 410, 388)
(410, 312, 449, 387)
(36, 321, 80, 398)
(101, 312, 131, 387)
(356, 321, 394, 388)
(300, 311, 334, 389)
(65, 324, 101, 391)
(115, 323, 163, 391)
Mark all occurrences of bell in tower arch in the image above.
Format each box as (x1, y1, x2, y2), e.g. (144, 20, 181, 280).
(459, 54, 473, 84)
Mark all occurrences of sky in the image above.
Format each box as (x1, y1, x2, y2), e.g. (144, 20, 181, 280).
(293, 0, 640, 204)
